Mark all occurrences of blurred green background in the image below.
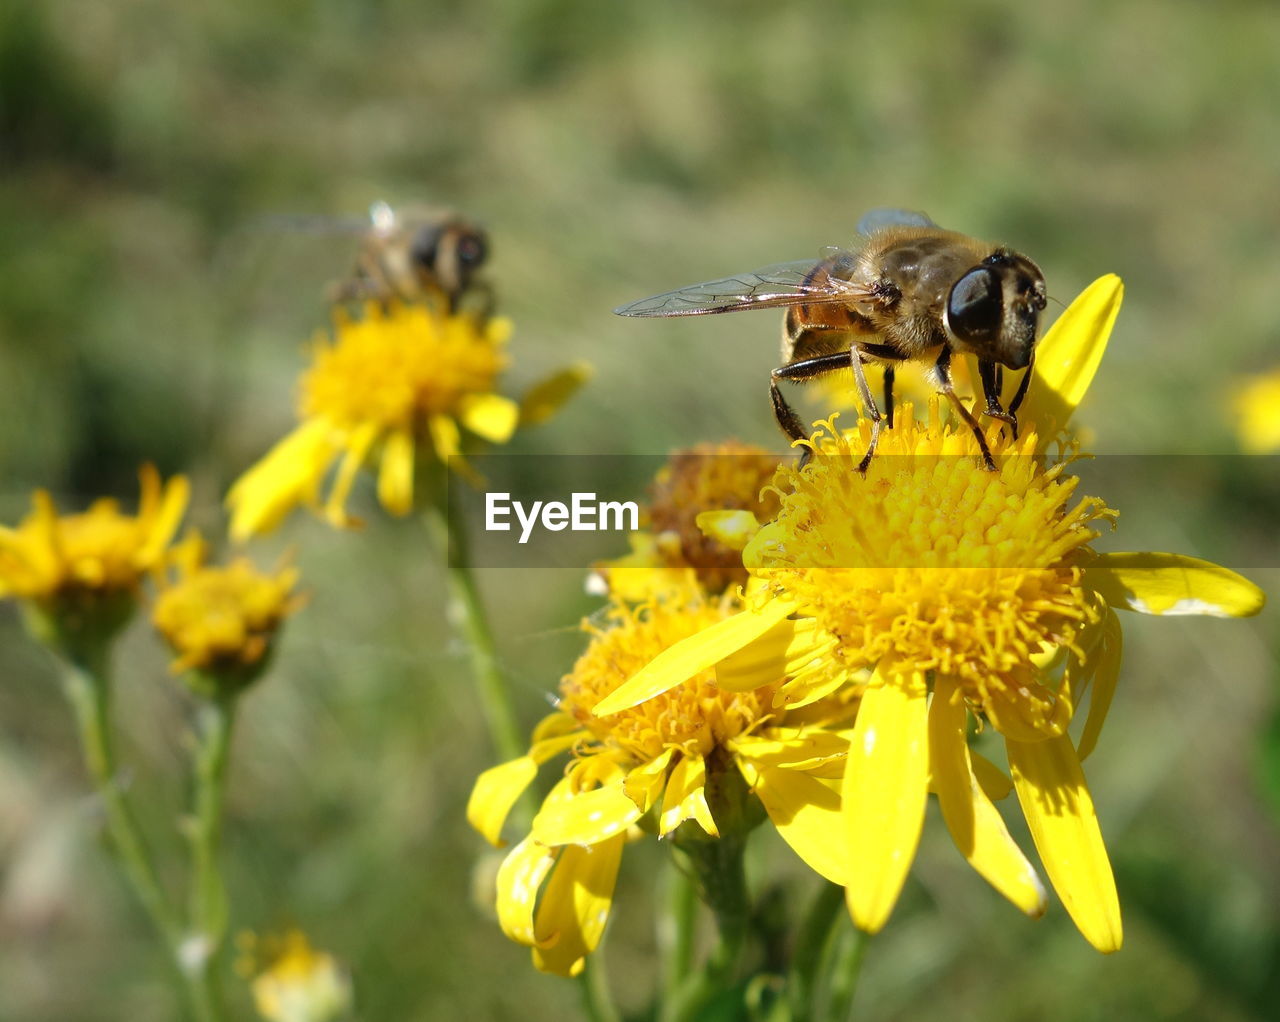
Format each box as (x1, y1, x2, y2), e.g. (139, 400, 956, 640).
(1, 0, 1278, 1019)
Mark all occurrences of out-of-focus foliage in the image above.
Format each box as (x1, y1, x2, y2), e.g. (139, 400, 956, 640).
(0, 1, 1276, 1019)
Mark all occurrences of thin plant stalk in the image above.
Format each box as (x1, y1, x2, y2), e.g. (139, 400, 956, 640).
(58, 649, 220, 1022)
(786, 881, 846, 1022)
(824, 925, 870, 1022)
(578, 953, 623, 1022)
(660, 861, 698, 1007)
(422, 464, 529, 819)
(186, 693, 237, 1021)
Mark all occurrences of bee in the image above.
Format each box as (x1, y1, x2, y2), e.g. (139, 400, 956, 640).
(329, 200, 492, 316)
(613, 209, 1048, 471)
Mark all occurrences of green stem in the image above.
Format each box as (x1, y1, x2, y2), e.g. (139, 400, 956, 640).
(578, 953, 623, 1022)
(663, 837, 750, 1022)
(186, 695, 236, 1021)
(786, 881, 845, 1022)
(422, 470, 527, 779)
(58, 651, 216, 1022)
(824, 925, 870, 1022)
(660, 859, 698, 1007)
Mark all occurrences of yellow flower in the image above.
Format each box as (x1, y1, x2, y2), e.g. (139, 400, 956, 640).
(241, 930, 351, 1022)
(593, 442, 781, 599)
(1231, 366, 1280, 454)
(590, 276, 1266, 953)
(227, 301, 589, 539)
(467, 583, 857, 978)
(152, 533, 303, 692)
(0, 465, 188, 644)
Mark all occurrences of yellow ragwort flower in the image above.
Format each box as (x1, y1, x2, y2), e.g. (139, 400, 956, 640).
(594, 441, 781, 599)
(467, 582, 857, 977)
(241, 930, 352, 1022)
(152, 533, 303, 691)
(592, 276, 1266, 953)
(0, 465, 188, 642)
(1231, 366, 1280, 454)
(227, 301, 589, 538)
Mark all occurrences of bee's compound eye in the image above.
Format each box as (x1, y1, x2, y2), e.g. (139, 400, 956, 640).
(410, 225, 445, 269)
(947, 267, 1002, 345)
(455, 229, 488, 268)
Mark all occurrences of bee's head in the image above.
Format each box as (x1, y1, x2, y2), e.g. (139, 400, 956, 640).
(410, 219, 489, 296)
(944, 249, 1047, 370)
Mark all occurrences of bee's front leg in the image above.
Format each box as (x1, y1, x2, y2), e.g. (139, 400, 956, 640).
(978, 359, 1018, 439)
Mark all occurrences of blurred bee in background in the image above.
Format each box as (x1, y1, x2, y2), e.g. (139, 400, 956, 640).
(614, 209, 1047, 471)
(329, 200, 493, 318)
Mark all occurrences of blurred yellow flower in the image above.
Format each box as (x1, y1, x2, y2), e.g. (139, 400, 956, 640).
(0, 465, 187, 639)
(592, 276, 1266, 953)
(227, 301, 589, 539)
(152, 533, 303, 689)
(468, 583, 857, 978)
(1231, 366, 1280, 454)
(242, 930, 351, 1022)
(594, 441, 781, 599)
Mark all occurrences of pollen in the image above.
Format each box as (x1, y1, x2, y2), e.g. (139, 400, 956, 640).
(644, 442, 781, 593)
(300, 301, 510, 432)
(747, 402, 1116, 734)
(560, 588, 780, 763)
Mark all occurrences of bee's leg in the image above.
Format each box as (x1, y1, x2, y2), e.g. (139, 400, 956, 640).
(771, 351, 858, 468)
(978, 359, 1018, 439)
(1007, 350, 1036, 417)
(936, 350, 997, 471)
(883, 365, 896, 430)
(848, 353, 884, 473)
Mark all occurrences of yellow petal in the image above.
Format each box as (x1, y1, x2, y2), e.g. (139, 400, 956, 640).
(739, 758, 847, 884)
(1015, 274, 1123, 444)
(970, 751, 1014, 802)
(732, 728, 850, 776)
(622, 748, 674, 813)
(1077, 609, 1123, 761)
(226, 421, 337, 541)
(1086, 551, 1265, 617)
(519, 362, 593, 427)
(458, 392, 520, 444)
(428, 413, 462, 462)
(695, 510, 761, 551)
(658, 754, 717, 837)
(532, 780, 642, 847)
(495, 837, 558, 945)
(843, 672, 930, 933)
(531, 834, 625, 977)
(591, 598, 798, 717)
(377, 429, 415, 516)
(467, 729, 585, 846)
(1007, 733, 1122, 952)
(139, 473, 190, 564)
(323, 421, 380, 528)
(715, 615, 828, 694)
(468, 758, 539, 847)
(929, 680, 1046, 918)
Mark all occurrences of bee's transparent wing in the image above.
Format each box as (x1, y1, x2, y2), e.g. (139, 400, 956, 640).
(856, 208, 937, 236)
(614, 256, 871, 317)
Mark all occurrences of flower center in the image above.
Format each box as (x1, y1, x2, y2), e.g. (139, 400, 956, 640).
(560, 591, 780, 762)
(300, 303, 508, 432)
(746, 406, 1114, 732)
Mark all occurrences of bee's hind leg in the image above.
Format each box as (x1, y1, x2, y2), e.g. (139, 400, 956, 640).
(771, 350, 860, 469)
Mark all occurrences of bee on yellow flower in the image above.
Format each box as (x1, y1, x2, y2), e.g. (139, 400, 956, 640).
(468, 582, 857, 978)
(0, 465, 188, 650)
(152, 532, 304, 695)
(592, 276, 1266, 953)
(227, 300, 589, 539)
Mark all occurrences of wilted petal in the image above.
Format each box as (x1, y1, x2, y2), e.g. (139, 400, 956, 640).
(622, 748, 674, 813)
(739, 757, 847, 884)
(843, 672, 930, 933)
(496, 837, 558, 946)
(659, 754, 717, 837)
(1007, 732, 1122, 953)
(1086, 551, 1265, 618)
(531, 835, 625, 977)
